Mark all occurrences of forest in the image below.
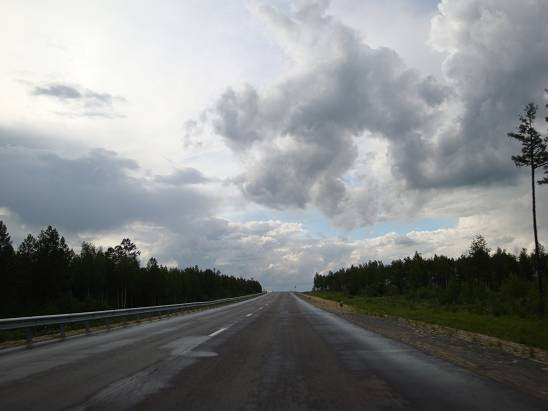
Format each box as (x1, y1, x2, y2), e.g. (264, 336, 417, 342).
(0, 221, 262, 318)
(313, 235, 547, 317)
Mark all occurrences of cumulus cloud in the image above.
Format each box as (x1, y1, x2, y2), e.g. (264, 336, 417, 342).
(30, 82, 127, 118)
(194, 0, 448, 220)
(188, 0, 548, 230)
(407, 0, 548, 188)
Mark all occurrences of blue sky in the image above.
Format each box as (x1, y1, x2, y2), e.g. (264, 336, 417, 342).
(246, 206, 456, 241)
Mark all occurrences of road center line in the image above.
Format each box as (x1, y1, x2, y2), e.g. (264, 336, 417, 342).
(208, 327, 227, 337)
(245, 313, 253, 317)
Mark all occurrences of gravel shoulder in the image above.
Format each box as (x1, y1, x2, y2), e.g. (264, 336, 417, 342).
(299, 293, 548, 403)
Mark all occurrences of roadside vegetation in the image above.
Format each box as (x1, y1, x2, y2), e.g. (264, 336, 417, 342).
(313, 235, 547, 316)
(307, 290, 548, 351)
(0, 222, 262, 319)
(310, 236, 548, 350)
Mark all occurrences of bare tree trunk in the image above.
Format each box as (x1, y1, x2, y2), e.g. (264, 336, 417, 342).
(531, 162, 544, 312)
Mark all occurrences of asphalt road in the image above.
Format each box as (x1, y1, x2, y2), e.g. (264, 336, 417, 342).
(0, 292, 545, 410)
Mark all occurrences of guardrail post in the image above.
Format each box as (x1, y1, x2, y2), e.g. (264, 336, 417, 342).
(60, 323, 65, 339)
(106, 317, 111, 331)
(85, 321, 90, 334)
(26, 327, 32, 345)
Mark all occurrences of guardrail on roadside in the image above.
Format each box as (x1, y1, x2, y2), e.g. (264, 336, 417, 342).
(0, 292, 265, 344)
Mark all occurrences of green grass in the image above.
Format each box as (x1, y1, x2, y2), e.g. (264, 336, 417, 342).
(306, 291, 548, 351)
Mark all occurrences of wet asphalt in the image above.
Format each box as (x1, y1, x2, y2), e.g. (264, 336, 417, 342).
(0, 292, 545, 410)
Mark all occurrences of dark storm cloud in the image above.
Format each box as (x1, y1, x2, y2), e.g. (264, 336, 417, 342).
(0, 132, 213, 232)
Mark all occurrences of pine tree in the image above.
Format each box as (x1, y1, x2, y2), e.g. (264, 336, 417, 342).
(508, 103, 548, 309)
(0, 221, 15, 313)
(539, 89, 548, 185)
(0, 221, 14, 259)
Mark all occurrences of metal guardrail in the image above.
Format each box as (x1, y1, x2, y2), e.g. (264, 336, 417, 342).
(0, 292, 265, 344)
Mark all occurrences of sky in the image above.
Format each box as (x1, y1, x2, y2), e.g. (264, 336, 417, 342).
(1, 0, 548, 290)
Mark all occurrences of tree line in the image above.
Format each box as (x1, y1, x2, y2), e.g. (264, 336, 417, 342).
(0, 222, 262, 318)
(313, 235, 547, 317)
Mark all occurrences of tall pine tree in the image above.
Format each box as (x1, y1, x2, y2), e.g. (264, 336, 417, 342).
(539, 89, 548, 185)
(508, 103, 548, 309)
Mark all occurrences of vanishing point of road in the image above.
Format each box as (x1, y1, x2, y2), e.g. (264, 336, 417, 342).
(0, 292, 545, 410)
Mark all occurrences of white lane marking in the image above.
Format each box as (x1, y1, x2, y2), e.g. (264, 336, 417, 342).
(259, 307, 263, 310)
(245, 313, 253, 317)
(208, 327, 227, 337)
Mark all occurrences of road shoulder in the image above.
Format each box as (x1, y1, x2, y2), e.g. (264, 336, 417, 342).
(298, 293, 548, 403)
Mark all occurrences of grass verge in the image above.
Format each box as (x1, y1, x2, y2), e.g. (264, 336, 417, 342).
(306, 291, 548, 351)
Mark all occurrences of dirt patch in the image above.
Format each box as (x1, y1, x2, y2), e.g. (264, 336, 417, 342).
(300, 293, 548, 402)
